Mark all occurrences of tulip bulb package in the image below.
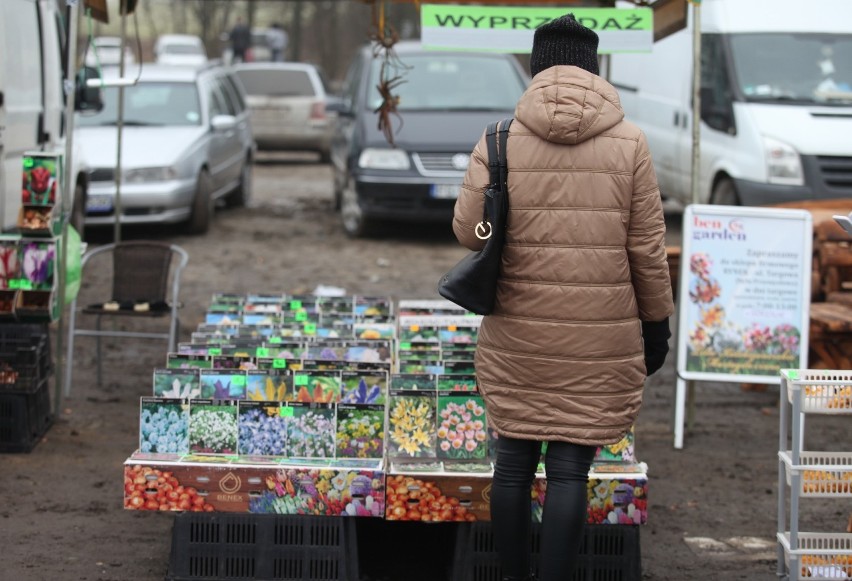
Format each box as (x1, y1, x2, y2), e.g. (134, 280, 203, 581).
(21, 152, 62, 206)
(387, 391, 437, 458)
(287, 403, 336, 458)
(246, 369, 292, 401)
(199, 370, 247, 399)
(436, 393, 488, 461)
(340, 370, 388, 405)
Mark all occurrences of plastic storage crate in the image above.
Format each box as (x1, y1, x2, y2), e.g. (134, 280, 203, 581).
(0, 323, 51, 392)
(452, 523, 641, 581)
(778, 533, 852, 580)
(0, 378, 52, 453)
(166, 513, 359, 581)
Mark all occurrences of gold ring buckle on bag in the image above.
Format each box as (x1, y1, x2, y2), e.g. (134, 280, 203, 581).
(475, 221, 493, 240)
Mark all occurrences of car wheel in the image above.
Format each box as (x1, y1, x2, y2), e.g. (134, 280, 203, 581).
(710, 177, 740, 206)
(69, 180, 86, 240)
(332, 169, 343, 211)
(341, 177, 372, 238)
(227, 156, 252, 207)
(186, 170, 215, 235)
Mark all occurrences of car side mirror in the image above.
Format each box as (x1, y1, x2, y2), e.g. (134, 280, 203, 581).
(75, 66, 104, 113)
(211, 114, 237, 131)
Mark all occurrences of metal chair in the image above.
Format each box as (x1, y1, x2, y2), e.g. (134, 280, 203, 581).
(64, 241, 189, 395)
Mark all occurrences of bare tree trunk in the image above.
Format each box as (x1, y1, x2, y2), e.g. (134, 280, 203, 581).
(291, 0, 303, 62)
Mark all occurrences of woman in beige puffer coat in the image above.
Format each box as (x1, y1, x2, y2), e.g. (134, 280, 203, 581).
(452, 14, 674, 581)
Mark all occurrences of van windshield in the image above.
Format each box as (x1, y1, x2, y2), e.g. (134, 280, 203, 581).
(729, 33, 852, 105)
(76, 82, 202, 127)
(367, 54, 526, 111)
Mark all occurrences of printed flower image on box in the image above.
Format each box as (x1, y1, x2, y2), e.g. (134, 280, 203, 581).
(437, 374, 477, 392)
(388, 392, 436, 458)
(354, 296, 392, 317)
(353, 323, 396, 340)
(246, 370, 291, 401)
(336, 404, 384, 459)
(341, 371, 387, 404)
(139, 398, 189, 455)
(344, 343, 392, 363)
(153, 369, 200, 399)
(686, 251, 801, 375)
(399, 326, 440, 343)
(20, 241, 55, 289)
(436, 394, 487, 460)
(292, 372, 341, 403)
(0, 240, 20, 289)
(287, 404, 336, 458)
(238, 401, 288, 456)
(189, 400, 238, 454)
(249, 468, 385, 517)
(199, 371, 247, 399)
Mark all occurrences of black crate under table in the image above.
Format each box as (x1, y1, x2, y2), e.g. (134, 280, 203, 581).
(452, 522, 641, 581)
(167, 513, 359, 581)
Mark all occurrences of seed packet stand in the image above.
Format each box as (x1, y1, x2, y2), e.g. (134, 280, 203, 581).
(777, 369, 852, 580)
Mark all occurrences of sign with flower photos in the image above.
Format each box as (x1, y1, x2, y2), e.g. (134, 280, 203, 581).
(676, 205, 812, 383)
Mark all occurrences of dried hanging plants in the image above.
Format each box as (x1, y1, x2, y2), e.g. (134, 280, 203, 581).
(367, 0, 411, 146)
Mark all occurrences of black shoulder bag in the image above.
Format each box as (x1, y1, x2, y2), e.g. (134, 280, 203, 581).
(437, 118, 512, 315)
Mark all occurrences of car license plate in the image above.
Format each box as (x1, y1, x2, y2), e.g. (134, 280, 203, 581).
(86, 194, 113, 212)
(430, 184, 461, 199)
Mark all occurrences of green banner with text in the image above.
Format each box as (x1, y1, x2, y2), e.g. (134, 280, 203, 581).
(421, 5, 653, 53)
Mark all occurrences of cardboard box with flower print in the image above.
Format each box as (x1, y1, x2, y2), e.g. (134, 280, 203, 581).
(385, 465, 648, 525)
(123, 455, 385, 517)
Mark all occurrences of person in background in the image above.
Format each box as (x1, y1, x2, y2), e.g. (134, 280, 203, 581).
(229, 17, 251, 63)
(452, 14, 674, 581)
(267, 23, 288, 62)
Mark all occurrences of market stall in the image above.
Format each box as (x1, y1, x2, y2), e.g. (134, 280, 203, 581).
(122, 292, 648, 579)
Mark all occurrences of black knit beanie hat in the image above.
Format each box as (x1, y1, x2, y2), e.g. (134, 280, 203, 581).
(529, 13, 600, 77)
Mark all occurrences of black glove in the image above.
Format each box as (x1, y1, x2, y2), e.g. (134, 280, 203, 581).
(641, 318, 671, 376)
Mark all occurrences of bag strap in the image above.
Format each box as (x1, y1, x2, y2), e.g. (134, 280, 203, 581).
(496, 118, 513, 194)
(485, 121, 500, 188)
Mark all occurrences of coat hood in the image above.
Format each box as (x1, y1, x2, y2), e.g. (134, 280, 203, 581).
(515, 65, 625, 145)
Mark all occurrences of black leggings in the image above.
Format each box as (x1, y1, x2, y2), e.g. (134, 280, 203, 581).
(490, 436, 596, 581)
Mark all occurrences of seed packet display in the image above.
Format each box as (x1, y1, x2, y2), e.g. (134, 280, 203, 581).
(398, 342, 441, 361)
(242, 313, 280, 326)
(287, 403, 336, 458)
(390, 373, 436, 392)
(341, 370, 388, 404)
(436, 374, 477, 392)
(354, 295, 392, 317)
(211, 354, 254, 370)
(139, 397, 189, 454)
(246, 369, 292, 401)
(436, 393, 487, 461)
(255, 357, 300, 372)
(399, 325, 440, 343)
(205, 311, 241, 325)
(397, 360, 445, 375)
(441, 347, 477, 361)
(234, 323, 278, 339)
(345, 341, 392, 363)
(189, 399, 238, 454)
(336, 404, 385, 459)
(305, 341, 348, 361)
(177, 342, 222, 356)
(439, 326, 478, 345)
(317, 296, 353, 313)
(300, 359, 351, 372)
(238, 401, 288, 456)
(442, 360, 476, 375)
(292, 370, 341, 403)
(353, 322, 396, 340)
(153, 368, 200, 399)
(199, 370, 247, 399)
(167, 353, 212, 369)
(387, 391, 437, 458)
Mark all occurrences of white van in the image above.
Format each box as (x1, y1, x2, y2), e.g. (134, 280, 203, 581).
(608, 0, 852, 206)
(0, 0, 89, 233)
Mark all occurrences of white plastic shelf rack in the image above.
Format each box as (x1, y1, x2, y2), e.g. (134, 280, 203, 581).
(777, 370, 852, 581)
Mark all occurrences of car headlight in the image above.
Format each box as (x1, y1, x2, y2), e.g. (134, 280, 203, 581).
(763, 136, 804, 186)
(358, 148, 410, 170)
(123, 167, 178, 183)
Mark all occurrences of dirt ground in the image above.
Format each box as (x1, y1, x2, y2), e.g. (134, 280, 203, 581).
(1, 153, 848, 581)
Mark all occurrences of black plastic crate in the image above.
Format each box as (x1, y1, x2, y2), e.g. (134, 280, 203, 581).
(0, 378, 53, 453)
(0, 323, 51, 391)
(167, 513, 359, 581)
(452, 523, 641, 581)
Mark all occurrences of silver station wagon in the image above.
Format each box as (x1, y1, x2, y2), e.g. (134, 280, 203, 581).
(76, 64, 254, 234)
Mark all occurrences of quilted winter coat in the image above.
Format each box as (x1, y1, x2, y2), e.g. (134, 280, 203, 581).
(452, 65, 674, 446)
